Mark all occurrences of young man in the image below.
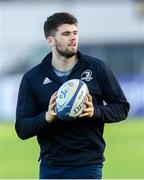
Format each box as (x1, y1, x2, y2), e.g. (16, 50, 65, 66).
(15, 12, 130, 179)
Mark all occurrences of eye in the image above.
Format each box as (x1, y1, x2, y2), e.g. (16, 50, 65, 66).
(73, 31, 78, 35)
(62, 32, 70, 36)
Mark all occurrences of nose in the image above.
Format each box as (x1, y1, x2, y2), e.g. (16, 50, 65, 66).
(70, 32, 77, 40)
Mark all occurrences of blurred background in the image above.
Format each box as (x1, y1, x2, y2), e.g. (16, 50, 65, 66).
(0, 0, 144, 179)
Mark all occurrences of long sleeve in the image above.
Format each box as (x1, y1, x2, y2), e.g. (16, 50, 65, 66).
(93, 63, 130, 123)
(15, 75, 49, 140)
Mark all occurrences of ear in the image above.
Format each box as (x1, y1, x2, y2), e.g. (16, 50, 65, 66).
(47, 36, 54, 46)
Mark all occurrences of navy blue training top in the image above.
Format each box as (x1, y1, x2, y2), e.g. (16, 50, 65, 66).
(15, 51, 130, 166)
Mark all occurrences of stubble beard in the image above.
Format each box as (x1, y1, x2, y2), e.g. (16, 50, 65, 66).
(55, 41, 77, 58)
(57, 49, 76, 58)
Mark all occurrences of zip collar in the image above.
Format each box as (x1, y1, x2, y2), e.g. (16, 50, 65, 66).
(41, 51, 89, 84)
(42, 51, 89, 67)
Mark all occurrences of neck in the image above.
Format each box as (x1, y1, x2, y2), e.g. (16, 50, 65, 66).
(51, 51, 77, 72)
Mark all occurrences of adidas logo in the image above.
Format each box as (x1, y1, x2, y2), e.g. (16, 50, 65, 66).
(43, 77, 52, 85)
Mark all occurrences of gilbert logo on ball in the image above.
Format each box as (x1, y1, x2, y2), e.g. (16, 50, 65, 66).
(56, 79, 88, 120)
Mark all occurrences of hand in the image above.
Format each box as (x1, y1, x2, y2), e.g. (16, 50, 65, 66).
(79, 93, 94, 118)
(45, 91, 58, 123)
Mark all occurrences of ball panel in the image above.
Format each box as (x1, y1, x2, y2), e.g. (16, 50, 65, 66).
(70, 83, 88, 117)
(56, 79, 88, 120)
(56, 79, 79, 111)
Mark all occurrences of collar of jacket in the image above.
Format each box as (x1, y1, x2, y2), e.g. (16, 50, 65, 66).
(42, 51, 89, 68)
(41, 51, 90, 84)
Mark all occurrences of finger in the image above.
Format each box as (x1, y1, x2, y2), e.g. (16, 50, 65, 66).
(79, 112, 90, 117)
(49, 93, 58, 104)
(87, 94, 92, 102)
(52, 91, 58, 99)
(50, 101, 56, 110)
(86, 100, 92, 106)
(83, 108, 93, 112)
(85, 101, 93, 109)
(52, 111, 57, 116)
(52, 91, 58, 96)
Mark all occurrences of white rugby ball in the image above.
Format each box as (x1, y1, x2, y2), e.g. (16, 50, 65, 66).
(56, 79, 88, 120)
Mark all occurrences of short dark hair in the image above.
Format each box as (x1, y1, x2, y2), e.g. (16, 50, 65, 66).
(44, 12, 78, 38)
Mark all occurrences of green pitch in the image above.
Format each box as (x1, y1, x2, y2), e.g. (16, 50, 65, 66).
(0, 118, 144, 179)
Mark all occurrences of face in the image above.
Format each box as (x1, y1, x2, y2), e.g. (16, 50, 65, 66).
(49, 24, 78, 58)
